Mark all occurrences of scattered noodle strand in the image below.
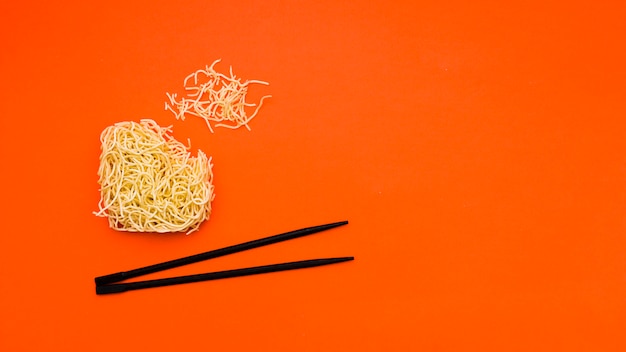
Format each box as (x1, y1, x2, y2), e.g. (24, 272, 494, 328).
(165, 59, 271, 132)
(94, 119, 215, 234)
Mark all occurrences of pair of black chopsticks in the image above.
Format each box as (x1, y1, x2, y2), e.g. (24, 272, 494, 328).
(95, 221, 353, 294)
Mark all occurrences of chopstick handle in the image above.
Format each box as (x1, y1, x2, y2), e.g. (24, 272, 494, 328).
(95, 221, 348, 286)
(96, 257, 354, 295)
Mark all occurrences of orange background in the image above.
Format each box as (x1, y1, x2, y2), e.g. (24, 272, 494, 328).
(1, 1, 625, 351)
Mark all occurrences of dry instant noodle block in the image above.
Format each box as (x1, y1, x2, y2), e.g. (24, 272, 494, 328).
(94, 119, 215, 234)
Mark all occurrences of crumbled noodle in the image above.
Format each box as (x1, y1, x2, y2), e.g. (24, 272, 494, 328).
(165, 59, 271, 132)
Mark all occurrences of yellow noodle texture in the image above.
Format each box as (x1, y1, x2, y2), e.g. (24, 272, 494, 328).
(94, 119, 215, 234)
(165, 59, 271, 132)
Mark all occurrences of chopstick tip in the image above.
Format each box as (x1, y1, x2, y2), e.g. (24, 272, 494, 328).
(324, 220, 349, 229)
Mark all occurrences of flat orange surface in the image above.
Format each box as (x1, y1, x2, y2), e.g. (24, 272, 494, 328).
(1, 1, 625, 351)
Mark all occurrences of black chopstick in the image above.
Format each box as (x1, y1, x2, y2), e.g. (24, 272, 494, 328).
(96, 257, 354, 294)
(95, 221, 349, 286)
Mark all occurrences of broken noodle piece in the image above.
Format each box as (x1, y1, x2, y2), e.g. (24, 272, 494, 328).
(94, 119, 215, 234)
(165, 59, 271, 132)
